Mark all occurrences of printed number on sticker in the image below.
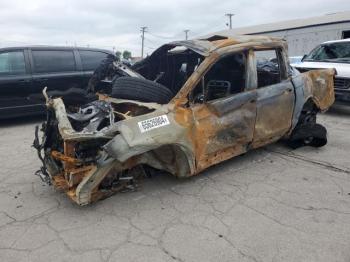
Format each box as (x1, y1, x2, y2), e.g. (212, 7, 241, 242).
(138, 115, 170, 133)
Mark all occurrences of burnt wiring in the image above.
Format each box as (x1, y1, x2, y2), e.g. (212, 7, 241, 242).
(33, 125, 51, 185)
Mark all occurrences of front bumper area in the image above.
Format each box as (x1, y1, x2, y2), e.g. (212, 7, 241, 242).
(335, 89, 350, 103)
(33, 97, 144, 205)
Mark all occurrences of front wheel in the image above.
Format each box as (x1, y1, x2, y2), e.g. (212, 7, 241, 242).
(287, 101, 327, 149)
(287, 123, 327, 149)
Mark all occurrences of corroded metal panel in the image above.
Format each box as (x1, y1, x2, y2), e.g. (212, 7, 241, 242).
(253, 81, 295, 147)
(191, 90, 257, 171)
(290, 68, 335, 130)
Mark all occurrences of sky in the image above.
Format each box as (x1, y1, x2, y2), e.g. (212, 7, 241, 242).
(1, 0, 350, 56)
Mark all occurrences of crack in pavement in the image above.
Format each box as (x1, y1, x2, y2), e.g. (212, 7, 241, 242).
(266, 149, 350, 175)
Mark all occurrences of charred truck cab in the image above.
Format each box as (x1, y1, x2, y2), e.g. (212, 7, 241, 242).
(34, 34, 335, 205)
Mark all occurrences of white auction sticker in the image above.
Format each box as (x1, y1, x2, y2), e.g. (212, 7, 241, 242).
(138, 115, 170, 133)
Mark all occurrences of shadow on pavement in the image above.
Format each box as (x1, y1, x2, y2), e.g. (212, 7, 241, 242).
(327, 103, 350, 116)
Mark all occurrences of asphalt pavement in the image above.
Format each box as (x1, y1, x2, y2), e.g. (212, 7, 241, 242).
(0, 105, 349, 262)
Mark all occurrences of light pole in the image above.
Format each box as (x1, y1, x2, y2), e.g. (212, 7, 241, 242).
(225, 13, 234, 29)
(140, 26, 147, 58)
(184, 29, 190, 40)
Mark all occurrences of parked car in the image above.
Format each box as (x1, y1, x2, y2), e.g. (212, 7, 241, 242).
(33, 34, 335, 205)
(0, 46, 114, 119)
(295, 39, 350, 103)
(289, 56, 303, 67)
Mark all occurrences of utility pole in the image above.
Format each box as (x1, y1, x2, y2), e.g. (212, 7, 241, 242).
(225, 13, 234, 29)
(184, 29, 190, 40)
(140, 26, 147, 58)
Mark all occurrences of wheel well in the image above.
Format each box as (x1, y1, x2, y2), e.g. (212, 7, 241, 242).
(141, 144, 194, 177)
(303, 99, 319, 112)
(289, 98, 318, 136)
(295, 98, 319, 128)
(304, 97, 319, 110)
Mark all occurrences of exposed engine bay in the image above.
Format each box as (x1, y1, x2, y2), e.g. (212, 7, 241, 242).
(33, 94, 162, 204)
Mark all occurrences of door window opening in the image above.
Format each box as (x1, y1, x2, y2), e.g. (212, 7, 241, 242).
(191, 52, 246, 103)
(255, 49, 282, 88)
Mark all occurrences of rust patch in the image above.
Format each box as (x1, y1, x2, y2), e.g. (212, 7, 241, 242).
(302, 68, 335, 111)
(51, 150, 81, 165)
(52, 175, 69, 191)
(67, 165, 96, 187)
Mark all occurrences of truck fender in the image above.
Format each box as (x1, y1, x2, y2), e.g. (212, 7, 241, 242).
(291, 68, 335, 129)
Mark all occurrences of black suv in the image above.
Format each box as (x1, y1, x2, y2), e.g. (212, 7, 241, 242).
(0, 46, 113, 119)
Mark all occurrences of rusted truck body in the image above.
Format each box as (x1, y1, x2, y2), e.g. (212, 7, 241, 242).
(34, 34, 335, 205)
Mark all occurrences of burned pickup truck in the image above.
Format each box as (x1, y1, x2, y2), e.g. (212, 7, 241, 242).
(34, 34, 335, 205)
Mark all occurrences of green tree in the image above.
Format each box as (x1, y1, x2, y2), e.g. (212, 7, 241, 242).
(115, 51, 122, 61)
(122, 50, 132, 60)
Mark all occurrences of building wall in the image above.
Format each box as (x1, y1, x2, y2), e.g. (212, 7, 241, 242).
(253, 22, 350, 56)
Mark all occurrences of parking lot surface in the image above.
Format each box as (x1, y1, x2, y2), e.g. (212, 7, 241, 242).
(0, 105, 349, 262)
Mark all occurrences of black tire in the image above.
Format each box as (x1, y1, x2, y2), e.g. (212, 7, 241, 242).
(287, 101, 322, 149)
(287, 123, 327, 149)
(308, 124, 327, 147)
(111, 77, 173, 104)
